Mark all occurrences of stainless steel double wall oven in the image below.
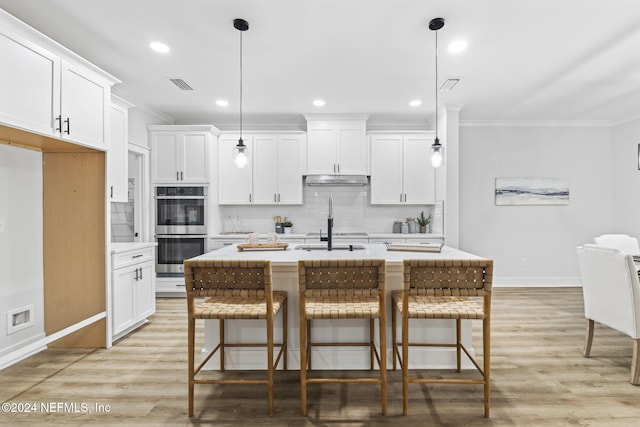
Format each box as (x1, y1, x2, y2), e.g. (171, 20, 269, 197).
(155, 186, 207, 276)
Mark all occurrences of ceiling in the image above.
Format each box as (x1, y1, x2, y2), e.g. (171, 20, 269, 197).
(1, 0, 639, 130)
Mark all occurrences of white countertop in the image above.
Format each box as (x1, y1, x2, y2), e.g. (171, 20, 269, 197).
(210, 233, 444, 240)
(192, 243, 480, 267)
(110, 241, 157, 254)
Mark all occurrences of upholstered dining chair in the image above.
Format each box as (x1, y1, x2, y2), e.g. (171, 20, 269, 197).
(593, 234, 640, 254)
(183, 259, 287, 416)
(576, 244, 640, 385)
(392, 259, 494, 417)
(297, 259, 387, 416)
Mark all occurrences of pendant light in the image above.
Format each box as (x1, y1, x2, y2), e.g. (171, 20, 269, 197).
(429, 17, 444, 169)
(233, 18, 249, 168)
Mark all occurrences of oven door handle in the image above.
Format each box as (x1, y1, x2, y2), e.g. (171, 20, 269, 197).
(155, 234, 208, 238)
(154, 196, 207, 200)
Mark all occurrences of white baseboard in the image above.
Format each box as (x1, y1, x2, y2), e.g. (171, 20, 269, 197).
(494, 276, 581, 287)
(0, 335, 47, 371)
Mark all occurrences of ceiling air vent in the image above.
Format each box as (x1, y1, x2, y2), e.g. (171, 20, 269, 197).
(439, 78, 460, 91)
(169, 78, 194, 91)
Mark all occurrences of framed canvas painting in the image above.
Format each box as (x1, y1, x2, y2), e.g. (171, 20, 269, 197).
(495, 177, 569, 205)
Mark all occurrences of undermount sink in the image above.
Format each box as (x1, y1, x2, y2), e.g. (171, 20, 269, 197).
(305, 232, 368, 237)
(295, 243, 366, 251)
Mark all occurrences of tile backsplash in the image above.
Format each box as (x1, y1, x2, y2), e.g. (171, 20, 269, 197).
(216, 185, 433, 234)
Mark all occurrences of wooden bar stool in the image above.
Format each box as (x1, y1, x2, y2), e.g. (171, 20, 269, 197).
(297, 259, 387, 416)
(184, 259, 287, 417)
(391, 259, 493, 417)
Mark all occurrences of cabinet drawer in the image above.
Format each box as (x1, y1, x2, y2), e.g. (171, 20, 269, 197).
(112, 246, 154, 269)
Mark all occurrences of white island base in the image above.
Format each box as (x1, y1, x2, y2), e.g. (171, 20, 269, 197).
(195, 244, 483, 371)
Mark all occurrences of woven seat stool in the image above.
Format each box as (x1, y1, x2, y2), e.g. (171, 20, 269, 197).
(184, 259, 287, 417)
(298, 259, 387, 416)
(391, 259, 493, 417)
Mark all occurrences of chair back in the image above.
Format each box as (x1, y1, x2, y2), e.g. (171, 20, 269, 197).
(593, 234, 640, 254)
(577, 244, 640, 339)
(402, 259, 493, 296)
(298, 259, 385, 297)
(184, 259, 272, 298)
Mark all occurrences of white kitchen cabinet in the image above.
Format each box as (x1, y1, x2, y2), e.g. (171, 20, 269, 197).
(109, 96, 134, 202)
(306, 118, 368, 175)
(149, 125, 218, 184)
(218, 135, 253, 204)
(111, 244, 156, 339)
(0, 22, 116, 148)
(370, 133, 435, 204)
(218, 132, 304, 205)
(253, 133, 304, 204)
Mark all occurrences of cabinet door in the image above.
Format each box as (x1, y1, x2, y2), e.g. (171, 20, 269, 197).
(337, 126, 367, 174)
(276, 135, 303, 204)
(60, 62, 108, 147)
(0, 29, 59, 136)
(135, 262, 155, 319)
(403, 135, 435, 204)
(218, 136, 253, 204)
(181, 133, 208, 182)
(109, 102, 128, 202)
(370, 135, 403, 204)
(252, 134, 278, 204)
(112, 267, 136, 335)
(306, 127, 337, 174)
(151, 133, 180, 182)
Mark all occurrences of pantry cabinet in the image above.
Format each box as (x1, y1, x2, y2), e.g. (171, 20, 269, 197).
(111, 244, 155, 339)
(149, 125, 218, 183)
(0, 22, 116, 149)
(108, 96, 133, 202)
(218, 132, 304, 205)
(305, 117, 368, 175)
(370, 133, 435, 204)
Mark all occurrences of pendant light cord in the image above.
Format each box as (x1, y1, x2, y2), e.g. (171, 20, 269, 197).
(434, 29, 438, 138)
(239, 29, 243, 141)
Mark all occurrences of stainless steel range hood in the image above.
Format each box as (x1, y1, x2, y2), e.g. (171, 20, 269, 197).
(304, 175, 369, 186)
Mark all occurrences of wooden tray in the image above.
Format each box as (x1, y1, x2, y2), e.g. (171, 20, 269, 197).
(236, 243, 289, 251)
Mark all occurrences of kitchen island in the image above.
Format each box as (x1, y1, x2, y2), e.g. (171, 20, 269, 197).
(190, 243, 485, 370)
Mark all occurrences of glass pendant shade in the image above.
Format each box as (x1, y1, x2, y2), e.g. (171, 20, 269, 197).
(431, 146, 443, 168)
(234, 139, 248, 168)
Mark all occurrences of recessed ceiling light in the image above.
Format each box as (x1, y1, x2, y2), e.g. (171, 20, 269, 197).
(150, 42, 170, 54)
(313, 99, 325, 107)
(409, 100, 422, 107)
(216, 99, 229, 107)
(448, 40, 467, 53)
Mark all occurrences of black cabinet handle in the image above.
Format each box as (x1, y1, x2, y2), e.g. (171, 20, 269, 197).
(180, 171, 184, 180)
(176, 171, 179, 181)
(110, 186, 113, 198)
(132, 254, 143, 259)
(138, 267, 143, 280)
(55, 115, 62, 132)
(134, 268, 139, 281)
(64, 117, 70, 134)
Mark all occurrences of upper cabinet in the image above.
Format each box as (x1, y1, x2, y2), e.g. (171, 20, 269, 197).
(109, 96, 134, 202)
(305, 116, 368, 175)
(149, 125, 219, 184)
(0, 13, 119, 149)
(218, 132, 305, 205)
(370, 133, 435, 204)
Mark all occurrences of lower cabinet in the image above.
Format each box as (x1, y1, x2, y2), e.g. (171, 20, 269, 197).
(111, 244, 156, 339)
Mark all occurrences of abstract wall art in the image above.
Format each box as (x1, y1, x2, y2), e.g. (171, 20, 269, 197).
(495, 177, 569, 205)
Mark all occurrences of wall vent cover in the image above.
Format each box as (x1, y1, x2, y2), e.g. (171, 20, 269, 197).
(440, 78, 461, 91)
(169, 78, 194, 91)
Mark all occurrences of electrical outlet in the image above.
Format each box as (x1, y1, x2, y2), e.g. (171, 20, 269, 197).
(521, 258, 527, 266)
(0, 218, 5, 233)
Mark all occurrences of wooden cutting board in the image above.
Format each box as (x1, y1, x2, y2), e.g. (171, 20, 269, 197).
(236, 243, 289, 251)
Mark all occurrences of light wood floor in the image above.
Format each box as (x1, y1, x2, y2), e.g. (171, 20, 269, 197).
(2, 288, 639, 426)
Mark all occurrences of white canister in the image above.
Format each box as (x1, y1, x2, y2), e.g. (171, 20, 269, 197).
(401, 223, 409, 234)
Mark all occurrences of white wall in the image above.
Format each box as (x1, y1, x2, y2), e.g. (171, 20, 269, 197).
(612, 117, 640, 237)
(459, 124, 613, 286)
(128, 107, 173, 148)
(0, 144, 45, 360)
